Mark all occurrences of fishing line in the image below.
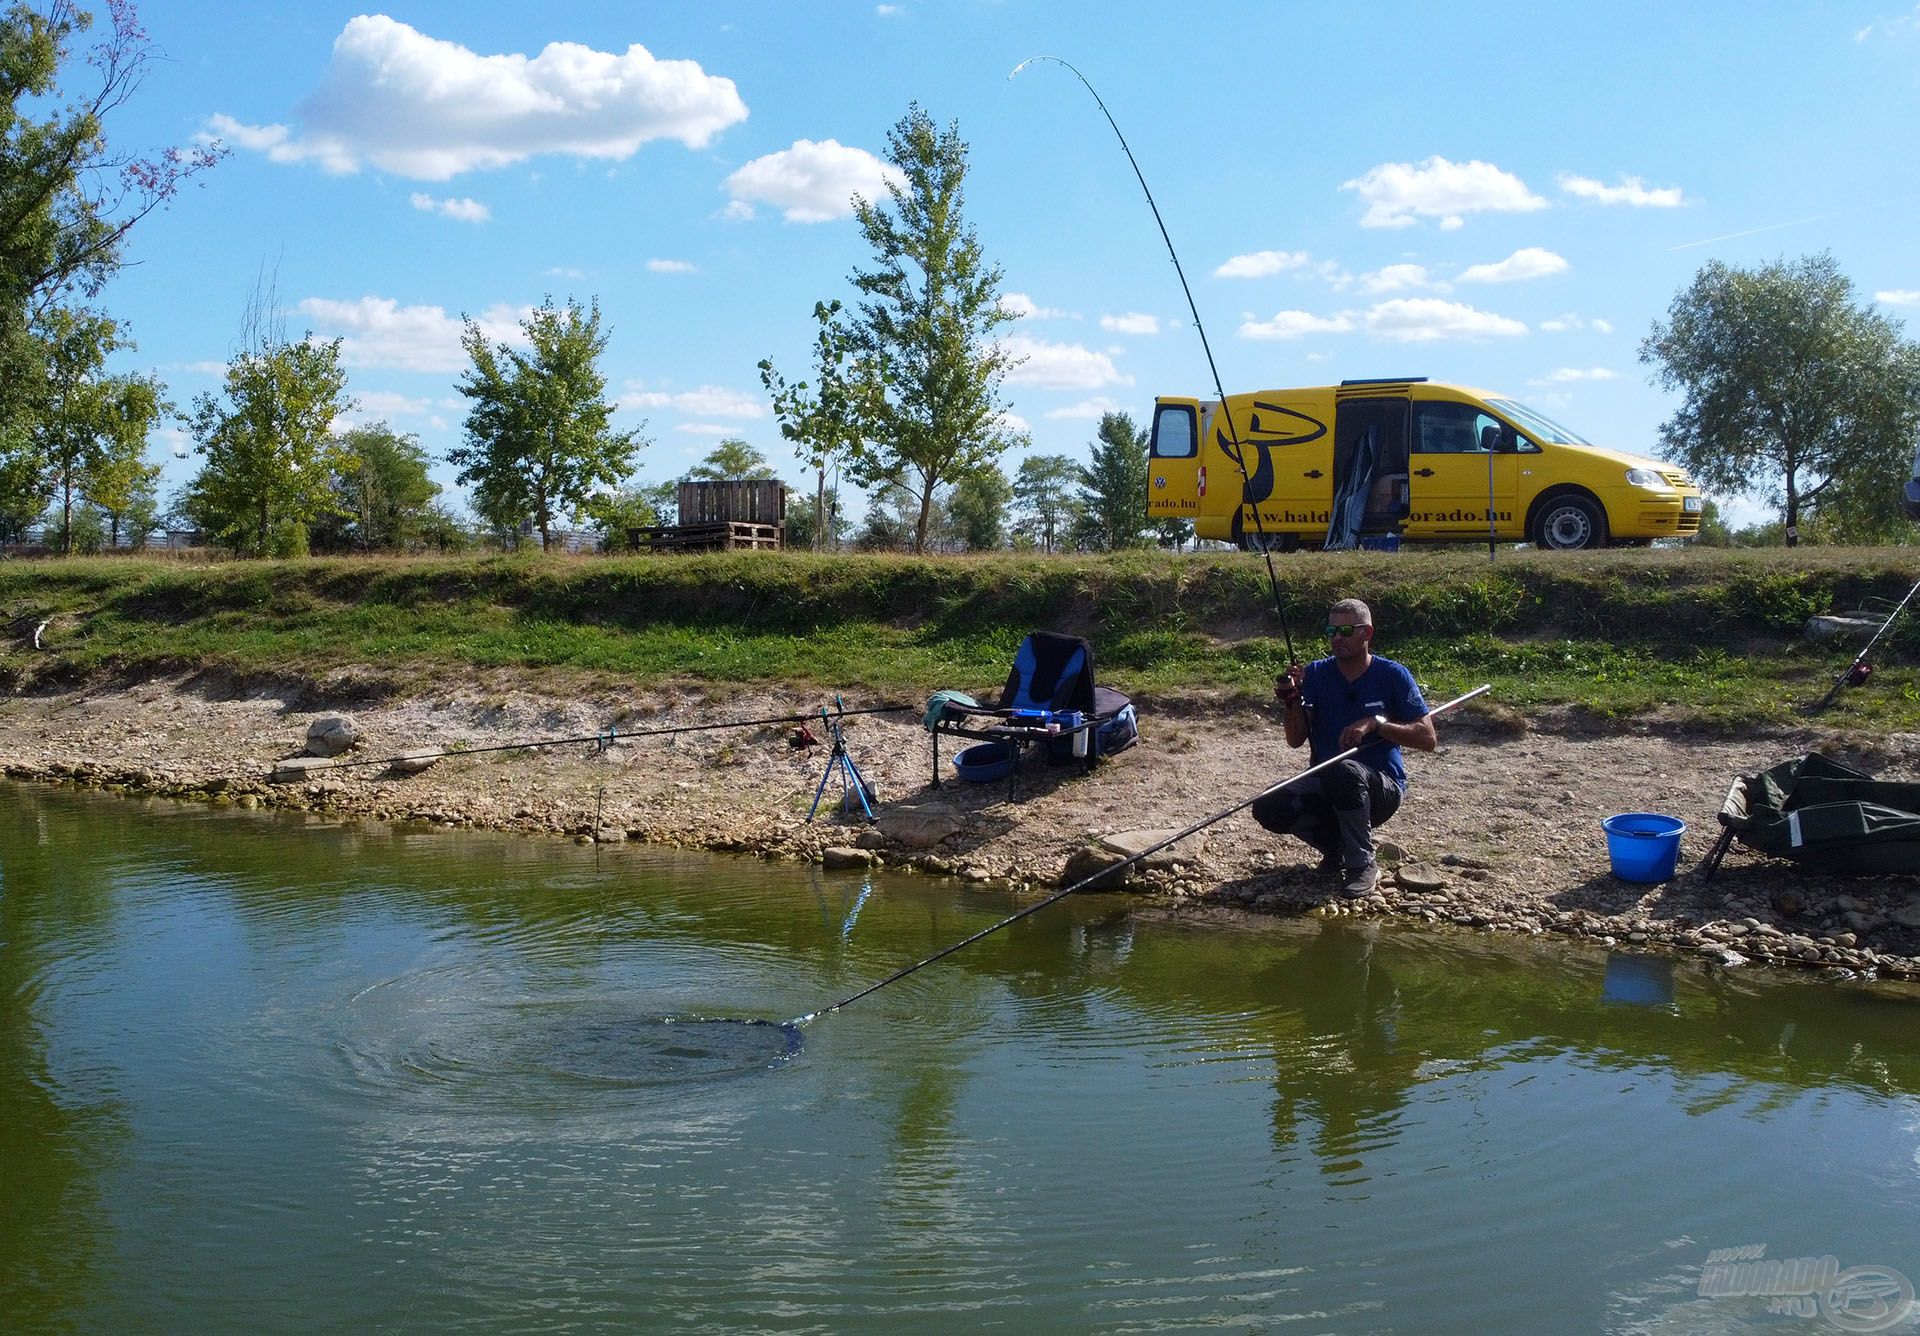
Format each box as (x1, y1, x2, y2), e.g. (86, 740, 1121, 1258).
(787, 683, 1492, 1025)
(1011, 54, 1296, 666)
(293, 702, 915, 774)
(1812, 576, 1920, 712)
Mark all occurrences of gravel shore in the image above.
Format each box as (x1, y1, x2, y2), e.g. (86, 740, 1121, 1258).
(6, 667, 1919, 980)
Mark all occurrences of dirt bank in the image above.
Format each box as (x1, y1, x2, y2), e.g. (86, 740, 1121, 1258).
(5, 668, 1919, 980)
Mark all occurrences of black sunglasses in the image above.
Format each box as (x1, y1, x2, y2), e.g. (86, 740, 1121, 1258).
(1324, 624, 1368, 638)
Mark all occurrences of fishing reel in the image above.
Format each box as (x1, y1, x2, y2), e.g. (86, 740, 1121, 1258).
(1847, 660, 1873, 687)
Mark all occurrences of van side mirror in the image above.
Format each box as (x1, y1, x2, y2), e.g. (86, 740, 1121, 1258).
(1479, 424, 1501, 452)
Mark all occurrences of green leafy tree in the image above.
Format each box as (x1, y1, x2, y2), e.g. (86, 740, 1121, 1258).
(945, 463, 1011, 551)
(684, 436, 771, 482)
(310, 423, 439, 553)
(415, 500, 473, 554)
(183, 329, 353, 557)
(579, 484, 663, 551)
(1073, 411, 1153, 551)
(856, 477, 938, 552)
(849, 104, 1023, 553)
(0, 1, 220, 507)
(1011, 453, 1080, 554)
(31, 306, 163, 552)
(450, 296, 643, 551)
(1641, 252, 1920, 546)
(760, 299, 885, 551)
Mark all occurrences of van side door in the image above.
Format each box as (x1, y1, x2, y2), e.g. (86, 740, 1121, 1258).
(1408, 400, 1520, 538)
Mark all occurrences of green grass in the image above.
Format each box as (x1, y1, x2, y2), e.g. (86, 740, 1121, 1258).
(3, 547, 1918, 729)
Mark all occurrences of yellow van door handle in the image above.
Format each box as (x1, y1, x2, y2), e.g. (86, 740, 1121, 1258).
(1414, 468, 1435, 477)
(1303, 469, 1323, 479)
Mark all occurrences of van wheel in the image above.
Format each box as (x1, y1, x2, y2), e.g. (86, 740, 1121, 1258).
(1533, 494, 1607, 551)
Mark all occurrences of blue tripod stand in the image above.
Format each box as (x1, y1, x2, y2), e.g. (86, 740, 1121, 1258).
(806, 698, 877, 823)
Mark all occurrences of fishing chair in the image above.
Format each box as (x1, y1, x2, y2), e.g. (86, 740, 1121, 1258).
(926, 630, 1137, 790)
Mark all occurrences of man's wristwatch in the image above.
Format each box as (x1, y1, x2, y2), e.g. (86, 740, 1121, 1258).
(1371, 713, 1388, 733)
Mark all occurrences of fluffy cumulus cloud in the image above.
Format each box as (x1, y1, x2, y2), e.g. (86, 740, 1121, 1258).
(409, 192, 490, 223)
(647, 258, 696, 274)
(1214, 249, 1312, 279)
(1540, 313, 1616, 334)
(294, 296, 530, 373)
(1044, 396, 1124, 420)
(621, 385, 766, 418)
(1533, 367, 1619, 384)
(204, 15, 747, 180)
(1342, 156, 1547, 229)
(1558, 173, 1687, 208)
(997, 334, 1127, 390)
(1099, 312, 1159, 335)
(1364, 299, 1526, 342)
(1358, 263, 1440, 295)
(1457, 247, 1569, 284)
(1000, 292, 1069, 319)
(723, 139, 903, 222)
(1239, 310, 1356, 340)
(1877, 289, 1920, 305)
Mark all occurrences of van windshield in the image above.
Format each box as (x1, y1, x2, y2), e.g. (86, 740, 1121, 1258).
(1486, 398, 1592, 446)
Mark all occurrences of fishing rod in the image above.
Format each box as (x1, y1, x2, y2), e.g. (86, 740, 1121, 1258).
(789, 683, 1492, 1025)
(1010, 55, 1297, 668)
(291, 702, 916, 774)
(1812, 576, 1920, 712)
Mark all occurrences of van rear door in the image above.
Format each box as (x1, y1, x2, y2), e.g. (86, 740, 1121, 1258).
(1148, 398, 1203, 519)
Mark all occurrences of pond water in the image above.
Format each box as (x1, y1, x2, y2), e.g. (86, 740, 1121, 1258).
(5, 782, 1920, 1333)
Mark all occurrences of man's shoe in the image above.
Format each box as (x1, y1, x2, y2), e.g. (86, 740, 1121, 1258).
(1314, 851, 1341, 876)
(1338, 862, 1379, 897)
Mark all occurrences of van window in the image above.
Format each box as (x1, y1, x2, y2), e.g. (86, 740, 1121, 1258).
(1485, 398, 1590, 446)
(1150, 404, 1197, 458)
(1413, 402, 1504, 454)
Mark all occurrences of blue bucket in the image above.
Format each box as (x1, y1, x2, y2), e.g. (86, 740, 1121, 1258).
(953, 741, 1015, 783)
(1601, 813, 1686, 883)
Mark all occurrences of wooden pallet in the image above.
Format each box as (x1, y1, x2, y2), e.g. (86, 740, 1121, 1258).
(628, 521, 784, 552)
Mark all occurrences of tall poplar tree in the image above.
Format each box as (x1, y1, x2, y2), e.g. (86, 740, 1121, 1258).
(848, 104, 1022, 553)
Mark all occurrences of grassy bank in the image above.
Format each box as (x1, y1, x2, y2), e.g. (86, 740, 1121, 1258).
(3, 547, 1919, 730)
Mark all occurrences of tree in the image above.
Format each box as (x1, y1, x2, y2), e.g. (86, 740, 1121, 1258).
(848, 104, 1023, 553)
(760, 299, 885, 551)
(183, 328, 353, 557)
(30, 305, 163, 552)
(684, 436, 771, 481)
(309, 423, 439, 553)
(856, 478, 938, 552)
(1073, 411, 1153, 551)
(1641, 253, 1920, 546)
(945, 463, 1011, 551)
(1011, 453, 1080, 554)
(450, 296, 643, 551)
(578, 484, 663, 551)
(0, 2, 221, 496)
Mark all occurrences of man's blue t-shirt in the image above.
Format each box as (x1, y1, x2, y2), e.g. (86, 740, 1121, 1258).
(1300, 656, 1429, 788)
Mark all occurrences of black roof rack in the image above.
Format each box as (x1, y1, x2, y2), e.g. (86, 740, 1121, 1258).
(1340, 377, 1429, 386)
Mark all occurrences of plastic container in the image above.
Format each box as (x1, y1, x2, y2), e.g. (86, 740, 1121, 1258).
(953, 741, 1016, 783)
(1358, 533, 1401, 553)
(1601, 813, 1686, 883)
(1059, 711, 1087, 758)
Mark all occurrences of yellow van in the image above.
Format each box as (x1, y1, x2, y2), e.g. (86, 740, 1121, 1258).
(1147, 377, 1702, 550)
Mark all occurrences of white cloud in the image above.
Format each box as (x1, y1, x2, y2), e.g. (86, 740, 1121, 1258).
(203, 15, 747, 181)
(1558, 173, 1687, 208)
(353, 389, 435, 416)
(724, 138, 903, 223)
(1342, 156, 1547, 229)
(647, 258, 696, 274)
(1532, 367, 1619, 384)
(1878, 289, 1920, 305)
(1540, 313, 1616, 334)
(1364, 298, 1527, 342)
(1214, 249, 1312, 279)
(1238, 310, 1356, 340)
(409, 192, 490, 223)
(674, 423, 735, 437)
(294, 296, 529, 372)
(621, 385, 767, 418)
(876, 4, 903, 15)
(544, 266, 585, 279)
(1044, 397, 1124, 420)
(1099, 312, 1159, 335)
(1358, 264, 1441, 295)
(1457, 247, 1569, 284)
(998, 334, 1127, 390)
(999, 411, 1032, 435)
(1000, 292, 1069, 319)
(177, 359, 230, 376)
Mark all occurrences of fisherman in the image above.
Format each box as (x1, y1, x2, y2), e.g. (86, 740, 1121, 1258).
(1254, 597, 1436, 896)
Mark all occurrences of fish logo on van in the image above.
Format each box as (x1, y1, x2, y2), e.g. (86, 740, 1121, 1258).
(1217, 402, 1328, 504)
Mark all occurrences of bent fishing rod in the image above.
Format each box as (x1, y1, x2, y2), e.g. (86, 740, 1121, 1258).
(292, 702, 916, 774)
(1812, 575, 1920, 713)
(789, 683, 1492, 1025)
(1011, 55, 1296, 667)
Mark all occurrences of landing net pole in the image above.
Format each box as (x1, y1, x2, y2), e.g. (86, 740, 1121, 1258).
(789, 684, 1492, 1025)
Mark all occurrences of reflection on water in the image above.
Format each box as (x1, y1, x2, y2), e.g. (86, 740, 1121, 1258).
(3, 780, 1919, 1333)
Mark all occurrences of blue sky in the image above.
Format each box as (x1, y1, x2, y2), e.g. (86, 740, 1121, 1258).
(88, 1, 1920, 529)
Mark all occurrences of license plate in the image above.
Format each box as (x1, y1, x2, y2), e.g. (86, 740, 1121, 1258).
(1683, 496, 1703, 513)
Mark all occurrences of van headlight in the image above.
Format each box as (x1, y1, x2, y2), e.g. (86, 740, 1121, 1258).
(1624, 468, 1665, 488)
